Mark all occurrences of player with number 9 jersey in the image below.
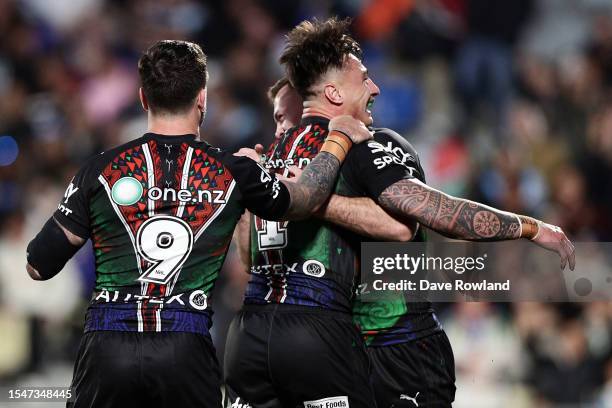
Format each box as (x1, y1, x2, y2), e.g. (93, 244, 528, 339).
(26, 40, 371, 408)
(57, 133, 289, 335)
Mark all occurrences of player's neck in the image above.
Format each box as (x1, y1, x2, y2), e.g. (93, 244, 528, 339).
(302, 101, 342, 121)
(147, 111, 201, 137)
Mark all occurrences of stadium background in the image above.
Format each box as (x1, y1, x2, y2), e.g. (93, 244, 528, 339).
(0, 0, 611, 406)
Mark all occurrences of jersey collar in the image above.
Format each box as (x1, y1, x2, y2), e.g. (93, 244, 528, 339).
(144, 133, 197, 143)
(300, 115, 330, 127)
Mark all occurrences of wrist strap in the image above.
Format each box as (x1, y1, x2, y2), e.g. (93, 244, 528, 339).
(321, 130, 353, 162)
(327, 130, 353, 151)
(518, 215, 540, 240)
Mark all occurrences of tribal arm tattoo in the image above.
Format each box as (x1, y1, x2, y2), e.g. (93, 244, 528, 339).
(379, 178, 524, 241)
(282, 151, 341, 220)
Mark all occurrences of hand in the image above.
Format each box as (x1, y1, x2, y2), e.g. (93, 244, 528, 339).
(329, 115, 373, 144)
(531, 222, 576, 271)
(285, 165, 303, 179)
(276, 165, 303, 183)
(234, 143, 265, 163)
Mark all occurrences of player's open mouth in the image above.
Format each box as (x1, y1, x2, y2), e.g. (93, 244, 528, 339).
(365, 97, 375, 114)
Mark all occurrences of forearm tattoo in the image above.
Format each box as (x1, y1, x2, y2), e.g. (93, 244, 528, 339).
(379, 179, 521, 241)
(283, 151, 340, 219)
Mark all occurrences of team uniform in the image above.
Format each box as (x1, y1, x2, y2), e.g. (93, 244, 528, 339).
(349, 132, 456, 407)
(55, 133, 291, 408)
(224, 117, 418, 408)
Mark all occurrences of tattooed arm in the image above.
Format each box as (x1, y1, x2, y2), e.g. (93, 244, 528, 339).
(234, 115, 373, 221)
(281, 116, 378, 219)
(281, 151, 342, 219)
(276, 166, 415, 241)
(379, 178, 576, 270)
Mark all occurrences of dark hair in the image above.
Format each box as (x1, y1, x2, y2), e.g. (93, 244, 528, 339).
(267, 77, 291, 104)
(280, 17, 362, 98)
(138, 40, 208, 114)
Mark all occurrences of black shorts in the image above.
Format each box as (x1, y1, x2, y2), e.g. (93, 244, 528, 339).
(223, 304, 376, 408)
(67, 331, 221, 408)
(368, 331, 456, 408)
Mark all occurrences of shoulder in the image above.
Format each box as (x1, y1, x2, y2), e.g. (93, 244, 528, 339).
(368, 127, 426, 182)
(372, 127, 419, 158)
(205, 146, 268, 179)
(93, 135, 151, 169)
(82, 136, 147, 175)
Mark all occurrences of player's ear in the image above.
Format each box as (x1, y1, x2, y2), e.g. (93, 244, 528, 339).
(197, 88, 207, 112)
(323, 83, 342, 106)
(139, 88, 149, 111)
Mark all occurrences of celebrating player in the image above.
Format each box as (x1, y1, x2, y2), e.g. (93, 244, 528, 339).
(225, 18, 575, 408)
(25, 40, 372, 408)
(232, 77, 416, 271)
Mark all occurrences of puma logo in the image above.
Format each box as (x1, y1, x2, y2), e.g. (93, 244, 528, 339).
(400, 392, 419, 406)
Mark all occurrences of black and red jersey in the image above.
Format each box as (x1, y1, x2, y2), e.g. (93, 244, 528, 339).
(54, 133, 290, 335)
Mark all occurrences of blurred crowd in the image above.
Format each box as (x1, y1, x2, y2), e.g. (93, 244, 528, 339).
(1, 0, 612, 406)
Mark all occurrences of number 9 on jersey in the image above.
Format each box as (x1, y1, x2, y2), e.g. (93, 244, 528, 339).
(136, 215, 194, 285)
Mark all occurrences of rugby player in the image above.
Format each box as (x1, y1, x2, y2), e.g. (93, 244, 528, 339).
(25, 40, 373, 408)
(232, 77, 416, 271)
(224, 18, 575, 408)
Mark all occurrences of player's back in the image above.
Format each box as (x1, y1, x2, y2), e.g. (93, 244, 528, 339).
(225, 117, 377, 407)
(56, 132, 245, 334)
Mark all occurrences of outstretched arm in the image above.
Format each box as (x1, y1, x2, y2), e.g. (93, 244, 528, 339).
(378, 178, 576, 269)
(281, 150, 343, 219)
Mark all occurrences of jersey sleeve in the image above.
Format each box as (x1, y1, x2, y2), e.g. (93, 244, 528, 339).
(344, 133, 424, 199)
(52, 163, 94, 239)
(224, 154, 291, 220)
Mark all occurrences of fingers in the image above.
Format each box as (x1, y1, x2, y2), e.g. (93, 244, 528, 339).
(254, 144, 265, 154)
(286, 165, 303, 179)
(276, 173, 292, 183)
(233, 148, 260, 162)
(563, 236, 576, 271)
(557, 233, 576, 272)
(329, 115, 372, 143)
(558, 241, 567, 271)
(233, 149, 248, 157)
(555, 227, 575, 271)
(533, 223, 576, 271)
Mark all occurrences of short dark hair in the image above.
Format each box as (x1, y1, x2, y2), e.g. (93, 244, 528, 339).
(138, 40, 208, 114)
(280, 17, 362, 99)
(267, 77, 291, 104)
